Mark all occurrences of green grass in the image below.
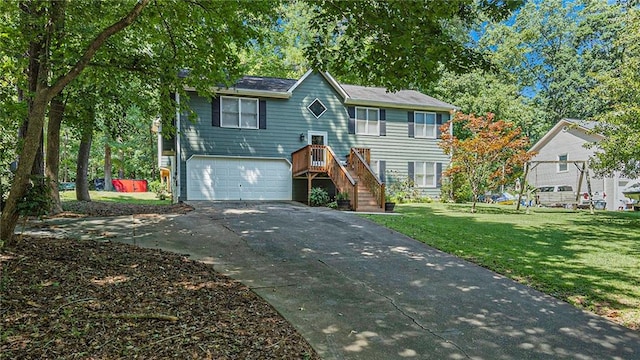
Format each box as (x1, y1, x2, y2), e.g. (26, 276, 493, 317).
(59, 191, 170, 205)
(364, 203, 640, 330)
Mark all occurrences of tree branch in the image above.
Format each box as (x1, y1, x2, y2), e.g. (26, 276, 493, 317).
(48, 0, 151, 98)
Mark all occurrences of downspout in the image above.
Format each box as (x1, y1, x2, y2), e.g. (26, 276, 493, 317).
(157, 118, 162, 170)
(175, 92, 181, 203)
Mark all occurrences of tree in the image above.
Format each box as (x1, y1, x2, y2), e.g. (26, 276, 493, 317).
(0, 0, 276, 245)
(307, 0, 523, 90)
(239, 0, 311, 79)
(439, 112, 534, 213)
(427, 69, 545, 140)
(589, 7, 640, 178)
(482, 0, 627, 129)
(1, 0, 150, 245)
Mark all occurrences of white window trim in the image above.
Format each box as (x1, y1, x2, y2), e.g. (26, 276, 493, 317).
(307, 130, 328, 145)
(355, 106, 380, 136)
(415, 161, 437, 188)
(307, 98, 327, 118)
(220, 96, 259, 129)
(414, 111, 437, 139)
(557, 154, 568, 173)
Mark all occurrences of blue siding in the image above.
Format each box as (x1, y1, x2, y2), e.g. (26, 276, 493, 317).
(177, 72, 451, 200)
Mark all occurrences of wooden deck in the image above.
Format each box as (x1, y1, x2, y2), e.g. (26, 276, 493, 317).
(292, 145, 385, 212)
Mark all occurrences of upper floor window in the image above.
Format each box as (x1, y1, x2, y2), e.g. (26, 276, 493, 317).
(558, 154, 568, 172)
(415, 112, 437, 138)
(221, 96, 258, 129)
(355, 107, 380, 136)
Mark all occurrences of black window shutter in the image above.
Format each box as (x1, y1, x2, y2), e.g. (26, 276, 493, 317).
(379, 109, 386, 136)
(436, 162, 443, 188)
(212, 96, 220, 127)
(347, 106, 355, 134)
(408, 111, 414, 138)
(436, 113, 443, 138)
(408, 162, 415, 182)
(259, 100, 267, 129)
(379, 160, 386, 183)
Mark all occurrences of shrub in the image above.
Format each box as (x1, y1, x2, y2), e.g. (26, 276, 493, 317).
(336, 191, 349, 200)
(309, 187, 330, 206)
(386, 171, 420, 203)
(326, 201, 338, 209)
(17, 175, 53, 217)
(148, 180, 170, 200)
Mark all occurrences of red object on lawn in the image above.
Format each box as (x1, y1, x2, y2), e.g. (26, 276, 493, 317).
(112, 179, 148, 192)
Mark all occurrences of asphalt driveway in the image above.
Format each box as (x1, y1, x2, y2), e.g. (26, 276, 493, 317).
(30, 201, 640, 359)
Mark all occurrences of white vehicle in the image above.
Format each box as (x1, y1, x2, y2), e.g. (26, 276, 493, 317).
(536, 185, 606, 209)
(535, 185, 576, 207)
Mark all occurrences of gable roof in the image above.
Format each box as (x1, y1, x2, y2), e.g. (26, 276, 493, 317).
(340, 84, 456, 111)
(530, 118, 605, 153)
(201, 70, 456, 111)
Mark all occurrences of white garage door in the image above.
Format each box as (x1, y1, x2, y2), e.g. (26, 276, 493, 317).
(186, 156, 292, 200)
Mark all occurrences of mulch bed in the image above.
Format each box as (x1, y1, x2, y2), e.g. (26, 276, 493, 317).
(1, 203, 319, 359)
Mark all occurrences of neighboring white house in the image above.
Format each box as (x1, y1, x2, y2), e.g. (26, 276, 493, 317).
(527, 118, 638, 211)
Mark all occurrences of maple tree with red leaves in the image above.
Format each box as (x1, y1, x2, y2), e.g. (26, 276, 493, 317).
(439, 112, 535, 213)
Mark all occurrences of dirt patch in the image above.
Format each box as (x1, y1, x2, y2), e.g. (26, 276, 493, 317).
(1, 203, 319, 359)
(58, 201, 194, 217)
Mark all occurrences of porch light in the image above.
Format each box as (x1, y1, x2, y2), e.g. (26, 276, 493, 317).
(299, 133, 305, 142)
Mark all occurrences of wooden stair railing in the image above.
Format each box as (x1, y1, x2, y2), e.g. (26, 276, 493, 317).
(349, 148, 385, 209)
(292, 145, 358, 210)
(325, 146, 358, 211)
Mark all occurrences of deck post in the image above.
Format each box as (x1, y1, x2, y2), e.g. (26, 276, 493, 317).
(307, 173, 318, 205)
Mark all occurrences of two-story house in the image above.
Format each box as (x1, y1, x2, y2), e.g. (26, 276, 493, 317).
(160, 70, 456, 211)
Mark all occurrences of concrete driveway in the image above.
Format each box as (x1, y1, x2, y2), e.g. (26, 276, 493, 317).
(29, 201, 640, 359)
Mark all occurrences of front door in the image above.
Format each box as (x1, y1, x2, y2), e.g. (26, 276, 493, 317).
(308, 131, 327, 166)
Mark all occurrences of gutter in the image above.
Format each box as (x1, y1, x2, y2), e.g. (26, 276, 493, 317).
(175, 92, 181, 203)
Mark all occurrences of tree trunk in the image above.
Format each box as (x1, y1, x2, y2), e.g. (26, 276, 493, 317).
(118, 148, 125, 179)
(76, 116, 94, 202)
(1, 0, 150, 245)
(0, 93, 49, 244)
(104, 142, 113, 191)
(46, 94, 65, 214)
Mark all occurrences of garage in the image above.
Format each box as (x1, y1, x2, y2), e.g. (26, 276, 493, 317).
(186, 156, 292, 200)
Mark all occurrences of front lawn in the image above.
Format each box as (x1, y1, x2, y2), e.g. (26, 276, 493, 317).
(60, 190, 170, 205)
(364, 203, 640, 330)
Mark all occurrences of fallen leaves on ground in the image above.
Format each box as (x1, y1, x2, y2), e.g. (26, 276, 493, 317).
(1, 203, 319, 359)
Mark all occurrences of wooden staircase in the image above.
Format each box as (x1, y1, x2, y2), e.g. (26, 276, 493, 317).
(292, 145, 386, 212)
(347, 168, 384, 212)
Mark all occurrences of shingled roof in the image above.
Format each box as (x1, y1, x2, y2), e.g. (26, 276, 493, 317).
(340, 84, 456, 109)
(218, 71, 456, 110)
(232, 76, 297, 93)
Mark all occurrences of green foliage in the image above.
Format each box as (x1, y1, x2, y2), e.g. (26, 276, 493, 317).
(17, 176, 53, 217)
(385, 171, 420, 203)
(148, 180, 169, 200)
(589, 7, 640, 178)
(309, 187, 329, 206)
(335, 191, 349, 201)
(439, 172, 473, 203)
(481, 0, 627, 132)
(427, 69, 545, 140)
(307, 0, 522, 90)
(326, 201, 338, 209)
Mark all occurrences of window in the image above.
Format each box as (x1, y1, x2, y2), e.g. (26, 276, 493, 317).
(308, 98, 327, 118)
(558, 154, 568, 172)
(414, 161, 437, 187)
(414, 112, 437, 138)
(355, 107, 380, 135)
(220, 96, 258, 129)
